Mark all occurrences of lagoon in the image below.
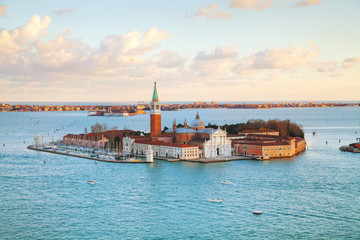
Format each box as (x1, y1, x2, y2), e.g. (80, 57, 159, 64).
(0, 107, 360, 239)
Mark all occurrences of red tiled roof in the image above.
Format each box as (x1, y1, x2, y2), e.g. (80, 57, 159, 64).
(128, 136, 152, 141)
(135, 140, 197, 148)
(233, 141, 290, 146)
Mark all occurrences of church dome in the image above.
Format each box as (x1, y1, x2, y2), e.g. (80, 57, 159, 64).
(190, 112, 205, 130)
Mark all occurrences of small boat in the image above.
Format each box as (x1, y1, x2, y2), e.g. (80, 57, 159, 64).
(207, 198, 222, 203)
(253, 211, 262, 215)
(124, 158, 141, 162)
(86, 180, 96, 184)
(221, 181, 233, 185)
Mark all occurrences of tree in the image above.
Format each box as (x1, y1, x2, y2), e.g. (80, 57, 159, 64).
(91, 122, 108, 133)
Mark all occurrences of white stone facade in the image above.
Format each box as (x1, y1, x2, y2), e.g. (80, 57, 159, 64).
(203, 129, 232, 158)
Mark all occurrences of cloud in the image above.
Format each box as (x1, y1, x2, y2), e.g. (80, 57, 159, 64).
(0, 5, 7, 16)
(157, 50, 185, 68)
(195, 45, 238, 61)
(229, 0, 275, 11)
(196, 4, 233, 19)
(53, 8, 77, 16)
(191, 43, 325, 79)
(142, 28, 171, 45)
(342, 57, 360, 68)
(0, 14, 173, 84)
(1, 14, 359, 102)
(293, 0, 321, 7)
(191, 45, 238, 78)
(248, 43, 320, 69)
(0, 15, 51, 55)
(264, 73, 278, 81)
(315, 61, 337, 72)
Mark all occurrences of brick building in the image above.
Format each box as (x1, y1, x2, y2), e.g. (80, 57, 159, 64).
(232, 132, 306, 159)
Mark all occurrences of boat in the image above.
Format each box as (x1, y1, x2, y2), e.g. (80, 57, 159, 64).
(123, 158, 141, 162)
(86, 180, 96, 184)
(253, 211, 262, 215)
(221, 181, 233, 185)
(207, 198, 222, 203)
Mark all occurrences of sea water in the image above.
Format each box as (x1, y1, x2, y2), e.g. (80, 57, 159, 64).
(0, 107, 359, 239)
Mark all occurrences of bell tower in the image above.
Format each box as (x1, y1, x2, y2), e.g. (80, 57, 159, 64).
(150, 82, 162, 138)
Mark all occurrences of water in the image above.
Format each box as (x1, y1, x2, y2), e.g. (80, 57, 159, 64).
(0, 107, 359, 239)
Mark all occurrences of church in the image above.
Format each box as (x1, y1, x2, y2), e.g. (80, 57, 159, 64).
(123, 83, 232, 160)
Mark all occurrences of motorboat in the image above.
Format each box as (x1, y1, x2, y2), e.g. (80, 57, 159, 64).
(253, 211, 262, 215)
(86, 180, 96, 184)
(207, 198, 222, 203)
(221, 181, 233, 185)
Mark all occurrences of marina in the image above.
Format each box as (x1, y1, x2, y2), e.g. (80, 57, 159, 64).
(27, 145, 152, 163)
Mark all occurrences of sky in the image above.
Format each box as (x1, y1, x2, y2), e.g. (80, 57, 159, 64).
(0, 0, 359, 102)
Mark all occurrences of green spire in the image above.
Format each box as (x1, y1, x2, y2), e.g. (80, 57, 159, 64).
(152, 82, 158, 101)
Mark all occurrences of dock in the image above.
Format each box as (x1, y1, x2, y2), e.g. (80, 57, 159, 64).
(27, 146, 151, 163)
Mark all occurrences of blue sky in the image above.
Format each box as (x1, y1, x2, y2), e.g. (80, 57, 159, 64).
(0, 0, 359, 102)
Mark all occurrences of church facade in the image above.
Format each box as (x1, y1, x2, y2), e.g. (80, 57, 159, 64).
(165, 114, 232, 158)
(123, 82, 232, 160)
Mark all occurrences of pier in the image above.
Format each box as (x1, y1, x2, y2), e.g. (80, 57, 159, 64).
(27, 146, 151, 163)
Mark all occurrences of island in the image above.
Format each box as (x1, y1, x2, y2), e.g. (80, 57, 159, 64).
(28, 83, 306, 163)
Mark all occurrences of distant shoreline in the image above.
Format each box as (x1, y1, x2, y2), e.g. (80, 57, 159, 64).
(1, 101, 359, 112)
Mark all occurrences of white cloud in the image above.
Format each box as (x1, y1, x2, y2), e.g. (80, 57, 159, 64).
(342, 57, 360, 68)
(1, 14, 358, 102)
(0, 5, 7, 16)
(0, 15, 51, 56)
(191, 45, 238, 78)
(196, 4, 233, 19)
(142, 28, 171, 45)
(53, 8, 77, 16)
(229, 0, 275, 11)
(0, 14, 174, 89)
(248, 43, 320, 69)
(195, 45, 238, 61)
(293, 0, 321, 7)
(315, 61, 337, 72)
(157, 50, 185, 68)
